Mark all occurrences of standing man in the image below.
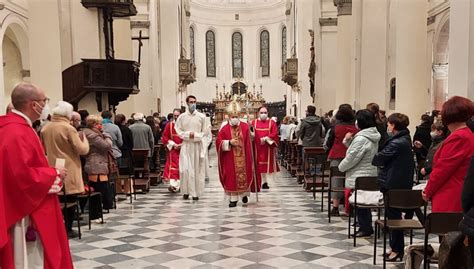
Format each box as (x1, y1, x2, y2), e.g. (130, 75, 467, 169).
(251, 106, 279, 189)
(175, 95, 211, 200)
(216, 101, 256, 207)
(162, 108, 183, 193)
(0, 83, 72, 268)
(101, 111, 123, 159)
(129, 113, 155, 167)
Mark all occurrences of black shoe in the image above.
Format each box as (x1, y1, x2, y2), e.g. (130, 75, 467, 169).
(229, 201, 237, 207)
(168, 186, 176, 193)
(192, 197, 199, 201)
(355, 230, 373, 238)
(330, 207, 340, 216)
(183, 194, 189, 200)
(386, 252, 403, 262)
(262, 183, 269, 189)
(67, 230, 79, 239)
(242, 196, 248, 204)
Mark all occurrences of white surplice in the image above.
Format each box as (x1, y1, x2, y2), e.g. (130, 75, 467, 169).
(175, 110, 211, 198)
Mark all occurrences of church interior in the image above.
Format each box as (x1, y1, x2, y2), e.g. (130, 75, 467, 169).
(1, 0, 474, 268)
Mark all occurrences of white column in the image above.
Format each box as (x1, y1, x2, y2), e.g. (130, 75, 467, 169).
(448, 0, 474, 99)
(333, 0, 354, 106)
(394, 0, 429, 132)
(28, 0, 63, 104)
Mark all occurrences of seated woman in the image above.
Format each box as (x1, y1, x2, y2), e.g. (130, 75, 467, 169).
(338, 109, 381, 237)
(372, 113, 415, 262)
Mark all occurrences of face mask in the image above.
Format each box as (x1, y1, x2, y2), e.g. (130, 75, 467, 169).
(96, 123, 103, 132)
(230, 118, 240, 126)
(430, 131, 438, 139)
(34, 102, 50, 121)
(260, 113, 268, 121)
(386, 130, 393, 138)
(188, 103, 196, 113)
(355, 120, 359, 129)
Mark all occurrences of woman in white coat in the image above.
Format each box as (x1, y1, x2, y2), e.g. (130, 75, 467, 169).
(339, 109, 381, 237)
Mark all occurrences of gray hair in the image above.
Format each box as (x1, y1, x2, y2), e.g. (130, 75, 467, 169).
(52, 101, 74, 119)
(133, 113, 144, 121)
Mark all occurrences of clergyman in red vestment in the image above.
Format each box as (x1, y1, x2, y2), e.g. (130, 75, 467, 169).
(162, 108, 183, 192)
(0, 83, 73, 269)
(216, 100, 256, 207)
(251, 106, 280, 189)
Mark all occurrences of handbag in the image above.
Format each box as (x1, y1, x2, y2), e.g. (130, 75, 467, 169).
(348, 190, 384, 206)
(107, 151, 118, 175)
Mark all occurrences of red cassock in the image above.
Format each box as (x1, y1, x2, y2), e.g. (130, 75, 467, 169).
(161, 121, 183, 180)
(251, 119, 280, 174)
(424, 127, 474, 212)
(216, 122, 260, 192)
(0, 113, 73, 269)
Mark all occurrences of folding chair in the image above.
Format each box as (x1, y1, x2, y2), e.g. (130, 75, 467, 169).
(328, 166, 345, 223)
(349, 177, 383, 246)
(373, 189, 427, 269)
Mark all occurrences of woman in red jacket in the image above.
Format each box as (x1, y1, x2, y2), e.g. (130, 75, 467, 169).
(423, 96, 474, 212)
(327, 104, 358, 216)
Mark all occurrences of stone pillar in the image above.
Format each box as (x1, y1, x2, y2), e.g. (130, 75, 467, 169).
(28, 0, 63, 104)
(333, 0, 354, 106)
(448, 0, 474, 99)
(393, 0, 429, 132)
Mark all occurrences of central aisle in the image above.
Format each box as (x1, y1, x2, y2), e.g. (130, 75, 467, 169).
(71, 149, 387, 269)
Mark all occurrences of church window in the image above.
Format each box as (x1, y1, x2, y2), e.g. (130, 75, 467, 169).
(260, 30, 270, 77)
(190, 27, 195, 63)
(206, 30, 216, 77)
(282, 26, 287, 65)
(232, 32, 243, 78)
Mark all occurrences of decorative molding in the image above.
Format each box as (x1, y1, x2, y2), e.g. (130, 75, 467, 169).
(428, 0, 450, 17)
(333, 0, 352, 16)
(427, 16, 435, 26)
(319, 17, 337, 26)
(130, 21, 150, 28)
(432, 64, 449, 79)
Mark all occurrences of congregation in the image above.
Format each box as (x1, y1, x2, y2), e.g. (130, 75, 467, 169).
(1, 82, 474, 269)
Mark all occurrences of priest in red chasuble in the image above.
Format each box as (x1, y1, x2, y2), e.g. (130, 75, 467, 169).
(217, 101, 256, 207)
(251, 106, 280, 189)
(0, 83, 73, 269)
(162, 108, 183, 193)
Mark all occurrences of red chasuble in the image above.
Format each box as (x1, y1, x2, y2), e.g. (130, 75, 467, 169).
(251, 119, 280, 174)
(0, 113, 73, 269)
(161, 121, 183, 180)
(216, 122, 259, 193)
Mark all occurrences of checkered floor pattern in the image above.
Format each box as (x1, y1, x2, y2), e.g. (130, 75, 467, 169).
(71, 150, 433, 269)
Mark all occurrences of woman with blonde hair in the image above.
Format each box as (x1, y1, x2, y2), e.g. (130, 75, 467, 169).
(83, 115, 113, 210)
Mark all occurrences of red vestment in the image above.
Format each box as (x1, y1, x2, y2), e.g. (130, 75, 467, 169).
(0, 113, 73, 269)
(251, 119, 280, 174)
(161, 121, 183, 180)
(217, 122, 259, 193)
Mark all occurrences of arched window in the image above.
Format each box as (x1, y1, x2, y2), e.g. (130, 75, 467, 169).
(232, 32, 243, 78)
(260, 30, 270, 77)
(282, 26, 287, 65)
(190, 27, 195, 63)
(206, 30, 216, 77)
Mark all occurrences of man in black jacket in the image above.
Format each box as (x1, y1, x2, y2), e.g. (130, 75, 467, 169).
(298, 105, 324, 147)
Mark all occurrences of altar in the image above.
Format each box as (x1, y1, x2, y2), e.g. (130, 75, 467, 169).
(212, 81, 265, 130)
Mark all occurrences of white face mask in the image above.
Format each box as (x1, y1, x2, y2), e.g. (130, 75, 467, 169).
(430, 131, 438, 139)
(260, 113, 268, 120)
(188, 103, 196, 113)
(230, 118, 240, 126)
(34, 102, 50, 121)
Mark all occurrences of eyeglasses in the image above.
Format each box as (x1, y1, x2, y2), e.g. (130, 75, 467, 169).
(34, 97, 50, 104)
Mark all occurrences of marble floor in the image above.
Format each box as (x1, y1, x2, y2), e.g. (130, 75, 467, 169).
(70, 150, 429, 269)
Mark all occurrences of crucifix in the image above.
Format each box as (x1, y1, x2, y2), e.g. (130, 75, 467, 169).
(132, 30, 149, 64)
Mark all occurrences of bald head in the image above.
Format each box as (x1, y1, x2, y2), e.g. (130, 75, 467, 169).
(11, 82, 42, 110)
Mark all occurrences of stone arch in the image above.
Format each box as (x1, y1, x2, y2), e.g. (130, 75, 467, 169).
(432, 15, 449, 110)
(0, 14, 30, 108)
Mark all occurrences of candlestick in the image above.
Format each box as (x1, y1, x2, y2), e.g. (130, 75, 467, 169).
(215, 83, 218, 98)
(260, 83, 263, 95)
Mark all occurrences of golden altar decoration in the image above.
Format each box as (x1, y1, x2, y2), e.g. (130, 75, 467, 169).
(212, 81, 265, 130)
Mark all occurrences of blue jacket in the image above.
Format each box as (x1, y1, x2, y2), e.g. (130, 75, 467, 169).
(372, 129, 414, 191)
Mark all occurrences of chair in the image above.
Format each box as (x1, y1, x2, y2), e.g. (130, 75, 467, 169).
(77, 185, 104, 230)
(373, 189, 427, 268)
(349, 177, 383, 246)
(132, 149, 151, 193)
(303, 147, 327, 211)
(422, 212, 463, 269)
(59, 184, 82, 239)
(328, 166, 345, 223)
